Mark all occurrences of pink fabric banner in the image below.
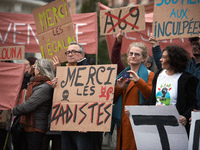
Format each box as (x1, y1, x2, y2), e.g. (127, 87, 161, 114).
(98, 2, 192, 58)
(72, 13, 98, 54)
(0, 12, 39, 53)
(0, 12, 98, 54)
(0, 62, 25, 110)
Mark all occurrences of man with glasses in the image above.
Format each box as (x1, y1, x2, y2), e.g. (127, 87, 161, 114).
(53, 42, 89, 67)
(149, 34, 200, 110)
(52, 42, 102, 150)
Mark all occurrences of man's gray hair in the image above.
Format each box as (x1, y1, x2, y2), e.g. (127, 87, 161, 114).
(36, 59, 55, 80)
(69, 41, 84, 53)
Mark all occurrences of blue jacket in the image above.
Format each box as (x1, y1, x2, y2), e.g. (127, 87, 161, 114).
(152, 45, 200, 109)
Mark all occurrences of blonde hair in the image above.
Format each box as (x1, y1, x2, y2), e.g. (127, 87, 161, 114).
(127, 42, 148, 59)
(36, 59, 55, 80)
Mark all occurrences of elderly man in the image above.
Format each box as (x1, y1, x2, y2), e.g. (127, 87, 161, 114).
(52, 42, 102, 150)
(53, 42, 89, 67)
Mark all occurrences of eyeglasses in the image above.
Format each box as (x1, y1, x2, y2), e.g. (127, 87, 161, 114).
(65, 50, 82, 55)
(128, 52, 141, 57)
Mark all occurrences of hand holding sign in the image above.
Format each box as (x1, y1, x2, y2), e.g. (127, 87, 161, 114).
(179, 115, 187, 126)
(52, 77, 58, 88)
(116, 29, 124, 43)
(125, 109, 130, 117)
(148, 33, 159, 48)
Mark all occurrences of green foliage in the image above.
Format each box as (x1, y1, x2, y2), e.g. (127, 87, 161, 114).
(98, 40, 111, 64)
(80, 0, 96, 13)
(80, 0, 108, 13)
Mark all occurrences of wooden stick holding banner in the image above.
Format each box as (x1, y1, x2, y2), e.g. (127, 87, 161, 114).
(152, 0, 200, 40)
(100, 5, 145, 35)
(32, 0, 76, 63)
(125, 106, 188, 150)
(51, 64, 117, 132)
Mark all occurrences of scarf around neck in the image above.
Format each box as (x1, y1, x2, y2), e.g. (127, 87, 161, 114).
(110, 64, 149, 134)
(20, 76, 51, 128)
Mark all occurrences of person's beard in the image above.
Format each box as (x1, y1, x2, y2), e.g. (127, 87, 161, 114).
(193, 45, 200, 56)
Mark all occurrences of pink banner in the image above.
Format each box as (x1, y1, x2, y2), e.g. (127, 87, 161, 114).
(72, 13, 97, 54)
(0, 62, 25, 110)
(0, 12, 39, 53)
(0, 12, 97, 54)
(98, 2, 192, 58)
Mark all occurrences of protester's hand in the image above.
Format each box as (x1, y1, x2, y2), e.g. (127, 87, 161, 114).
(189, 117, 191, 124)
(179, 115, 187, 126)
(127, 70, 140, 83)
(125, 109, 130, 117)
(189, 109, 200, 124)
(52, 56, 60, 69)
(193, 109, 200, 112)
(52, 77, 58, 88)
(116, 29, 124, 43)
(116, 77, 127, 89)
(149, 33, 159, 47)
(28, 66, 34, 75)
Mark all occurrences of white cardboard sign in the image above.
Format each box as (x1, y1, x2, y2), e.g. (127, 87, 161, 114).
(125, 106, 188, 150)
(188, 111, 200, 150)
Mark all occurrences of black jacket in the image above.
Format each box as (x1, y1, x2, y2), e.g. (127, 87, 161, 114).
(143, 69, 199, 133)
(77, 58, 90, 66)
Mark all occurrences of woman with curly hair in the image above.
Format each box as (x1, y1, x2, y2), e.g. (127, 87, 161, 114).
(144, 45, 199, 134)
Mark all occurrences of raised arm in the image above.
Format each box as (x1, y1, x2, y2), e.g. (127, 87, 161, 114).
(111, 30, 126, 75)
(149, 33, 162, 70)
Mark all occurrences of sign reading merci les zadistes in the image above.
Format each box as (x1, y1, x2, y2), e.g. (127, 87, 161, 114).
(51, 64, 117, 132)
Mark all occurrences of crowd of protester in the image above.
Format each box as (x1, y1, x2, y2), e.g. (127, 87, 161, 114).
(0, 30, 200, 150)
